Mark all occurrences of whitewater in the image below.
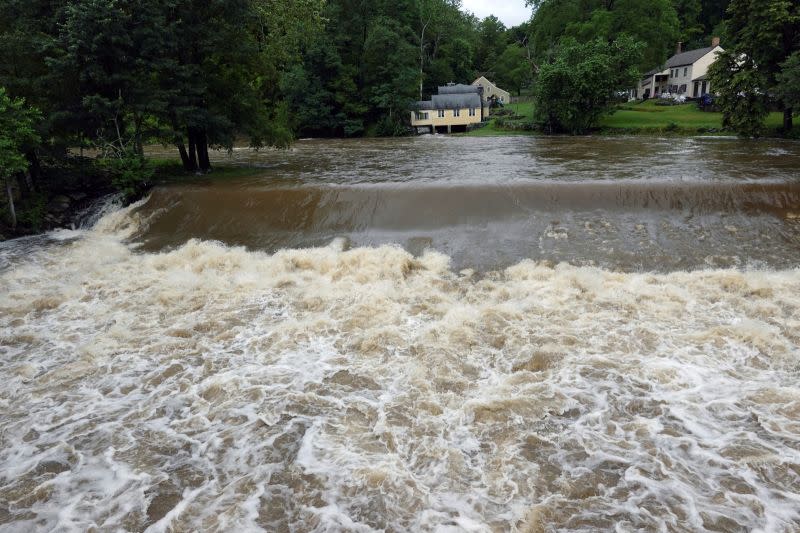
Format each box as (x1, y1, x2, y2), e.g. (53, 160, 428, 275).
(1, 137, 799, 531)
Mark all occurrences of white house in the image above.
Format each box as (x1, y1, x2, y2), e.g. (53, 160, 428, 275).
(631, 38, 723, 100)
(472, 76, 511, 105)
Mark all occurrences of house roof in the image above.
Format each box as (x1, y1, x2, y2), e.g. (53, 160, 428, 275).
(432, 93, 481, 109)
(438, 84, 479, 95)
(414, 92, 482, 110)
(666, 46, 715, 68)
(692, 73, 709, 81)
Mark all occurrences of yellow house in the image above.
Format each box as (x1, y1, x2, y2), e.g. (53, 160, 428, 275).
(410, 84, 484, 134)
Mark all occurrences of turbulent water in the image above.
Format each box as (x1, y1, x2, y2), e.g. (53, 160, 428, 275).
(1, 136, 800, 532)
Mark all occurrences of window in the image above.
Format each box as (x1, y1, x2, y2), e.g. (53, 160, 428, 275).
(438, 109, 445, 118)
(469, 108, 476, 116)
(683, 67, 688, 76)
(679, 84, 686, 93)
(414, 111, 429, 120)
(454, 109, 460, 117)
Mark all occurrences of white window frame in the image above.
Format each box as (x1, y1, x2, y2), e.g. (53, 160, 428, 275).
(438, 109, 445, 118)
(454, 109, 460, 117)
(469, 108, 476, 116)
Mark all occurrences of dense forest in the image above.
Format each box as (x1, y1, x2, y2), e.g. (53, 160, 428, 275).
(0, 0, 798, 233)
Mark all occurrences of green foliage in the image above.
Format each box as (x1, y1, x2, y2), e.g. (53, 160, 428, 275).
(528, 0, 679, 72)
(709, 0, 799, 135)
(709, 52, 770, 136)
(533, 36, 644, 134)
(495, 44, 532, 95)
(475, 15, 508, 73)
(97, 155, 154, 200)
(14, 192, 47, 231)
(282, 0, 486, 137)
(776, 52, 800, 111)
(0, 87, 40, 178)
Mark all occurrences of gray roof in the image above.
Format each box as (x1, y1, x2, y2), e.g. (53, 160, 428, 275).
(437, 84, 479, 95)
(432, 93, 481, 109)
(666, 46, 714, 67)
(414, 92, 481, 110)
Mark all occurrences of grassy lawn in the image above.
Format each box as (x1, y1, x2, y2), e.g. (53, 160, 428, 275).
(464, 101, 536, 136)
(600, 99, 787, 133)
(467, 98, 789, 136)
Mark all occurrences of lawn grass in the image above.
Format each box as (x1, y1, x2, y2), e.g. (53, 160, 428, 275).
(601, 99, 786, 134)
(464, 102, 536, 136)
(466, 98, 790, 137)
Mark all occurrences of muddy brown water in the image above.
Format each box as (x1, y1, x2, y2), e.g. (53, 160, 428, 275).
(137, 136, 800, 271)
(1, 136, 800, 531)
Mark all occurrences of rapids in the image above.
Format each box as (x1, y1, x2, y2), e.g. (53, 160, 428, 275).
(1, 136, 800, 531)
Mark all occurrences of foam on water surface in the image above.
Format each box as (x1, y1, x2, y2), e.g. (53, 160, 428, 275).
(1, 198, 800, 532)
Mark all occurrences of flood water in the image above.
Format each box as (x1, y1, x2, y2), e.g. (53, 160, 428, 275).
(2, 136, 800, 531)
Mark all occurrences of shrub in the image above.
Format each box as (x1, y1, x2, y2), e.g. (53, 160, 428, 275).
(97, 155, 154, 200)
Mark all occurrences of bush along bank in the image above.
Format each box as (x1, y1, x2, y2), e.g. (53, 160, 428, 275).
(0, 155, 153, 240)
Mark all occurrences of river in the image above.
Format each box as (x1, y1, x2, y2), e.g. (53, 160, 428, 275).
(1, 136, 800, 531)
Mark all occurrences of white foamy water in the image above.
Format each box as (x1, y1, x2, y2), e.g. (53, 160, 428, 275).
(1, 202, 800, 532)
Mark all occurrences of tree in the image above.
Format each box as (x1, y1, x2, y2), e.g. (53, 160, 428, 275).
(495, 44, 531, 95)
(534, 36, 643, 134)
(475, 16, 508, 74)
(527, 0, 679, 72)
(709, 0, 800, 135)
(0, 88, 40, 228)
(708, 52, 770, 136)
(362, 17, 418, 135)
(776, 52, 800, 114)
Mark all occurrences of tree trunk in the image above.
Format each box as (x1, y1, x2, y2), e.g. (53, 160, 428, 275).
(25, 151, 40, 190)
(197, 129, 211, 172)
(784, 107, 793, 132)
(187, 128, 198, 173)
(134, 113, 144, 157)
(5, 178, 16, 229)
(17, 171, 31, 198)
(177, 142, 191, 171)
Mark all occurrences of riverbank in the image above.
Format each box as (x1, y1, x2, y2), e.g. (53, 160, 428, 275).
(466, 100, 794, 137)
(0, 158, 260, 241)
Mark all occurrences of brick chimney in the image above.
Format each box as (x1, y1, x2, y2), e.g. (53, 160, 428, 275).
(676, 42, 683, 54)
(712, 36, 720, 47)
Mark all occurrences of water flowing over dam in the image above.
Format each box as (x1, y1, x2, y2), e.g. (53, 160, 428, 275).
(1, 136, 800, 531)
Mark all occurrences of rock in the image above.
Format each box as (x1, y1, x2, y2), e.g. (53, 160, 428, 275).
(68, 192, 87, 202)
(47, 195, 71, 212)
